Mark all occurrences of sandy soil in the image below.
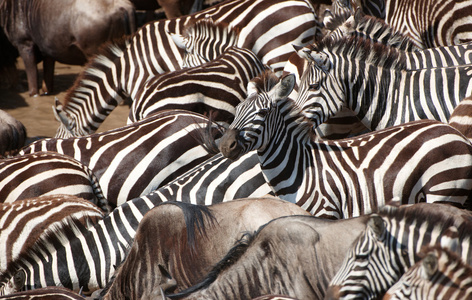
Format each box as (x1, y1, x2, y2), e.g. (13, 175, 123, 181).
(0, 60, 130, 140)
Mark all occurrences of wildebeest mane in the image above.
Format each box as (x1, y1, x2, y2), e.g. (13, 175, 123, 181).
(167, 221, 269, 298)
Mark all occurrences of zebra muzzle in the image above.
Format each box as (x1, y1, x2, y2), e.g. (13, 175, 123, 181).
(219, 129, 243, 160)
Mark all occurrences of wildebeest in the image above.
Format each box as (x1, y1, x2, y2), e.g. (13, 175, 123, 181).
(0, 110, 26, 157)
(162, 212, 370, 299)
(131, 0, 204, 19)
(99, 197, 311, 299)
(0, 0, 136, 96)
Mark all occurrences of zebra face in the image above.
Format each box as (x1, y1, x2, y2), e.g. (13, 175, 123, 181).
(219, 74, 295, 160)
(327, 215, 408, 300)
(296, 54, 345, 127)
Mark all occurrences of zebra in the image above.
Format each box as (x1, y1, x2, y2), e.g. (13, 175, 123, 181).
(128, 44, 267, 125)
(218, 71, 472, 218)
(292, 11, 472, 139)
(53, 0, 319, 138)
(0, 194, 104, 273)
(0, 152, 108, 211)
(383, 245, 472, 300)
(449, 94, 472, 142)
(0, 150, 271, 295)
(295, 35, 472, 133)
(325, 0, 472, 48)
(325, 203, 472, 300)
(20, 109, 224, 207)
(0, 286, 85, 300)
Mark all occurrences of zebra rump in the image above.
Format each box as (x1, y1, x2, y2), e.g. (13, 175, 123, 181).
(21, 109, 224, 207)
(128, 44, 267, 125)
(0, 152, 108, 211)
(0, 194, 104, 273)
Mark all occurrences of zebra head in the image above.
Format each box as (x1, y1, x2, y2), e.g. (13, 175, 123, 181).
(326, 213, 407, 300)
(169, 18, 239, 68)
(52, 98, 79, 138)
(219, 72, 295, 160)
(295, 45, 345, 128)
(326, 205, 463, 300)
(0, 269, 25, 296)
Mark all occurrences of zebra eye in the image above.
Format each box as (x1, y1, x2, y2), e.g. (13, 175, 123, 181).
(309, 82, 320, 90)
(256, 108, 269, 117)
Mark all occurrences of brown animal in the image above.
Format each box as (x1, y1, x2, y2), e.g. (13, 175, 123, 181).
(0, 110, 26, 157)
(132, 0, 204, 19)
(99, 197, 311, 299)
(0, 0, 136, 96)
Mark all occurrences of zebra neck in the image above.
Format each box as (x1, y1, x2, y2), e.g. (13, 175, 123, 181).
(258, 104, 314, 204)
(345, 64, 401, 131)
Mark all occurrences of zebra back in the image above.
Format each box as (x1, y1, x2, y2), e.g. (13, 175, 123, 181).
(0, 286, 85, 299)
(0, 152, 108, 211)
(54, 0, 319, 138)
(22, 110, 225, 207)
(129, 45, 267, 125)
(327, 203, 472, 299)
(0, 194, 104, 273)
(384, 245, 472, 300)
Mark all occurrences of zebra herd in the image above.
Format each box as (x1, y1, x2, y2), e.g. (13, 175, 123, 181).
(1, 0, 472, 298)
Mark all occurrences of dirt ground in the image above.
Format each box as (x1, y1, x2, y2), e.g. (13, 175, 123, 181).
(0, 60, 130, 140)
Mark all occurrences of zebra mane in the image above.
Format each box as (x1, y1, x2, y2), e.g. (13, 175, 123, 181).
(63, 35, 131, 106)
(251, 70, 318, 140)
(182, 18, 240, 43)
(379, 204, 472, 241)
(341, 12, 418, 51)
(311, 35, 407, 71)
(0, 215, 97, 285)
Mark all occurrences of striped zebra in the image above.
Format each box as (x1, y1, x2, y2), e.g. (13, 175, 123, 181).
(128, 44, 267, 125)
(21, 110, 224, 207)
(326, 202, 472, 299)
(292, 11, 472, 139)
(218, 71, 472, 218)
(53, 0, 318, 138)
(325, 0, 472, 48)
(0, 152, 108, 211)
(0, 150, 271, 295)
(449, 94, 472, 141)
(295, 36, 472, 132)
(0, 194, 104, 273)
(0, 286, 85, 300)
(384, 245, 472, 300)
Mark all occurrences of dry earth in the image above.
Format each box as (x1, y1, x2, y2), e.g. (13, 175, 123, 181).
(0, 60, 130, 140)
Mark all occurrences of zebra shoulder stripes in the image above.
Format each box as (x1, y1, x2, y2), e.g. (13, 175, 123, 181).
(0, 152, 108, 211)
(53, 0, 319, 138)
(219, 71, 472, 218)
(129, 45, 267, 125)
(325, 203, 472, 300)
(0, 194, 104, 273)
(21, 110, 224, 207)
(0, 152, 270, 294)
(384, 245, 472, 300)
(295, 36, 472, 131)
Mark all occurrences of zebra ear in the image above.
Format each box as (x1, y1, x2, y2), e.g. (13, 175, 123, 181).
(273, 74, 295, 101)
(367, 214, 385, 238)
(246, 81, 259, 96)
(296, 48, 331, 72)
(53, 98, 75, 131)
(168, 32, 187, 50)
(421, 253, 438, 279)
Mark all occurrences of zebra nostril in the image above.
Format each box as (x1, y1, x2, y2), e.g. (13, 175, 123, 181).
(229, 140, 237, 150)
